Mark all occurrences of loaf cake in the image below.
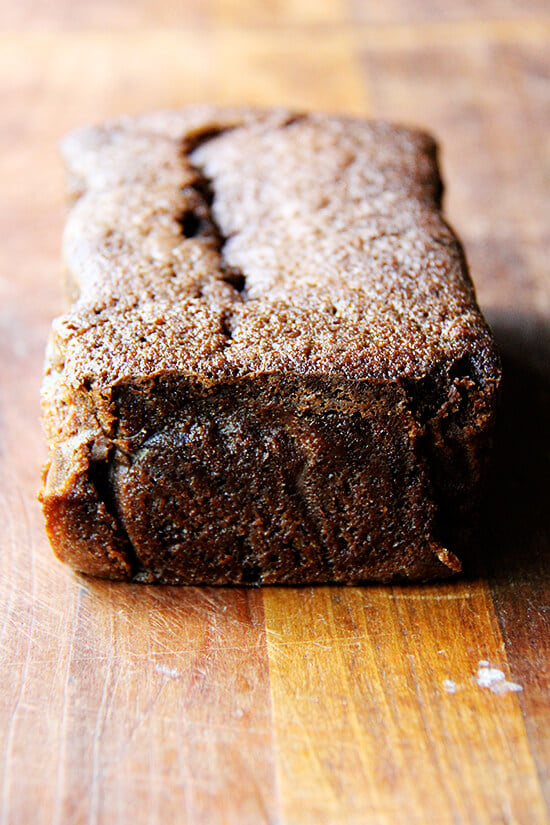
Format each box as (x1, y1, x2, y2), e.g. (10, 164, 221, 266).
(40, 105, 501, 583)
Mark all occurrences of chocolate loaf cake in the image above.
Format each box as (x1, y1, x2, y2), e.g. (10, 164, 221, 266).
(40, 105, 501, 583)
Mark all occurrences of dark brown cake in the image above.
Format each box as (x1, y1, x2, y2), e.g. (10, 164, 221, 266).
(40, 105, 501, 583)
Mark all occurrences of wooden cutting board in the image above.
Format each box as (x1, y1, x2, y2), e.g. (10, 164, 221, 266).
(1, 2, 549, 823)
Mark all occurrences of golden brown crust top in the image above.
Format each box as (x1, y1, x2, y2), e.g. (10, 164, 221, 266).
(52, 104, 499, 390)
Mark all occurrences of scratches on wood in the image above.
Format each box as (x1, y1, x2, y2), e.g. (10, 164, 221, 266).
(2, 578, 279, 824)
(263, 586, 548, 825)
(1, 3, 550, 823)
(0, 479, 278, 824)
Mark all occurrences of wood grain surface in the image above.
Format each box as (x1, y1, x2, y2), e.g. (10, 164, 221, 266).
(1, 1, 549, 823)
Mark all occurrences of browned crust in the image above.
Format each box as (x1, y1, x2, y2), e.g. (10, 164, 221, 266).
(40, 105, 501, 583)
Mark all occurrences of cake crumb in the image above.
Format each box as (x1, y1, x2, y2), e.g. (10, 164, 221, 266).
(475, 662, 523, 695)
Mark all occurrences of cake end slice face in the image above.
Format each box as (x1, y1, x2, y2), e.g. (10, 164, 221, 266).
(40, 105, 501, 583)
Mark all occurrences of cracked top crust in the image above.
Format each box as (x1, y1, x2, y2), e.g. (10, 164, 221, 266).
(51, 104, 499, 391)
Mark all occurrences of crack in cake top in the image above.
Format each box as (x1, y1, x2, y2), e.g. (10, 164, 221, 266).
(52, 104, 499, 388)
